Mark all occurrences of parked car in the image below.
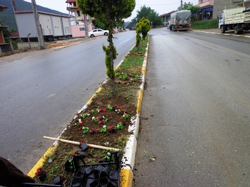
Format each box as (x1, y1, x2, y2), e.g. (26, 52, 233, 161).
(88, 29, 109, 37)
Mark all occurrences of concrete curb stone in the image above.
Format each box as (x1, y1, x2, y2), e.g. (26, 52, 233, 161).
(192, 28, 250, 38)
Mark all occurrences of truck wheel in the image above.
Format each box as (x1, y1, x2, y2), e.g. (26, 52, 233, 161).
(170, 26, 172, 31)
(234, 27, 239, 34)
(220, 26, 226, 33)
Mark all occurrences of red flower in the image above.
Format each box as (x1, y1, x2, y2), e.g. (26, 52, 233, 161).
(78, 127, 81, 130)
(98, 121, 103, 124)
(36, 168, 42, 174)
(102, 113, 106, 116)
(79, 140, 83, 144)
(95, 128, 100, 133)
(103, 109, 106, 112)
(90, 128, 96, 134)
(98, 108, 102, 112)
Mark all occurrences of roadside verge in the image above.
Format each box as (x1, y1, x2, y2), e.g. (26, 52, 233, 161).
(27, 36, 150, 187)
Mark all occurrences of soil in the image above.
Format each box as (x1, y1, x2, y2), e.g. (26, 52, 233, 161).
(33, 71, 142, 185)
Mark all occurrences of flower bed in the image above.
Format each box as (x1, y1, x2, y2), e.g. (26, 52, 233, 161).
(32, 36, 149, 186)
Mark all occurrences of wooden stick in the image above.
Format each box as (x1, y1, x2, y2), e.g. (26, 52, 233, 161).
(43, 136, 120, 151)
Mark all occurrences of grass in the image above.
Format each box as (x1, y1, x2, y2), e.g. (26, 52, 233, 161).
(191, 19, 219, 30)
(32, 35, 149, 186)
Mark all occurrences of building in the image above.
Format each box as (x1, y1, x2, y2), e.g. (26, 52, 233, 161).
(197, 0, 214, 20)
(160, 11, 177, 26)
(65, 0, 94, 37)
(213, 0, 248, 19)
(0, 4, 12, 54)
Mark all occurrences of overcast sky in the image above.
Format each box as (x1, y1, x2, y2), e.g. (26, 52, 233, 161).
(24, 0, 198, 21)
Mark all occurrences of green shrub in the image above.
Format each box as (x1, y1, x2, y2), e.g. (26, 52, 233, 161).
(191, 19, 218, 29)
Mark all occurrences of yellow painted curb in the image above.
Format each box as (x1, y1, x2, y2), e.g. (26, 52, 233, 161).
(27, 146, 57, 177)
(86, 87, 102, 105)
(141, 66, 146, 76)
(120, 168, 133, 187)
(136, 89, 143, 114)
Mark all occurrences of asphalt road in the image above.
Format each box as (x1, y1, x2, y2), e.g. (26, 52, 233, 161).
(134, 28, 250, 186)
(0, 31, 135, 174)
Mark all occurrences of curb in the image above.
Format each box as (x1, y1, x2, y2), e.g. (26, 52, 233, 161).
(120, 39, 149, 187)
(27, 37, 150, 187)
(193, 30, 250, 38)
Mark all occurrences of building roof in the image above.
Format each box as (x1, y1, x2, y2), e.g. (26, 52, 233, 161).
(0, 25, 8, 31)
(15, 10, 70, 18)
(65, 0, 76, 3)
(160, 10, 176, 17)
(0, 4, 7, 11)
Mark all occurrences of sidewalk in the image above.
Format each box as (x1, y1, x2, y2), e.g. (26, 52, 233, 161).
(192, 28, 250, 38)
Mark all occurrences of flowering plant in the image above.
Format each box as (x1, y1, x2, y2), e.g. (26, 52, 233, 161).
(123, 113, 130, 120)
(82, 127, 89, 134)
(35, 168, 47, 181)
(99, 125, 107, 133)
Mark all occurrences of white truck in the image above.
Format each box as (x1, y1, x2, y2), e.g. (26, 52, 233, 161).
(219, 1, 250, 34)
(169, 10, 191, 31)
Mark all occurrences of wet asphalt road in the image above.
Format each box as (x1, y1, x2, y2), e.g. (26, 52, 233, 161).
(0, 31, 135, 174)
(134, 28, 250, 186)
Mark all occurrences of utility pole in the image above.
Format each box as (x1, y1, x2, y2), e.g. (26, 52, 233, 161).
(31, 0, 45, 49)
(84, 14, 88, 38)
(181, 0, 183, 10)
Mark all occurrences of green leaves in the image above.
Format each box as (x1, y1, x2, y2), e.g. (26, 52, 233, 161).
(136, 5, 163, 27)
(136, 17, 151, 48)
(77, 0, 135, 29)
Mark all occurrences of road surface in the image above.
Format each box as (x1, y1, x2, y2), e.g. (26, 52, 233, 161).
(134, 28, 250, 187)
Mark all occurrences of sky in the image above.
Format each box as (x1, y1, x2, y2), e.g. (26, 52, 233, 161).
(24, 0, 198, 21)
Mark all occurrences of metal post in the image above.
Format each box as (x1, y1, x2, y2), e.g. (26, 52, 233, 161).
(27, 33, 31, 50)
(31, 0, 45, 49)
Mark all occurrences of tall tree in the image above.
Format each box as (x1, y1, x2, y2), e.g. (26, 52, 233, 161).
(136, 5, 162, 27)
(77, 0, 135, 93)
(126, 18, 137, 30)
(177, 2, 193, 11)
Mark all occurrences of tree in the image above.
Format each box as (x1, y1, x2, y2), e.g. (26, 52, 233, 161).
(136, 5, 162, 27)
(136, 17, 151, 49)
(77, 0, 135, 93)
(126, 18, 137, 30)
(186, 5, 201, 21)
(177, 2, 193, 11)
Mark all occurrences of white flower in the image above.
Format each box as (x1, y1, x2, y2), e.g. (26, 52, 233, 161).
(103, 125, 106, 128)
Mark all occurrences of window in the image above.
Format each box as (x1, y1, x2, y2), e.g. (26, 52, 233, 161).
(79, 27, 85, 31)
(77, 11, 80, 17)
